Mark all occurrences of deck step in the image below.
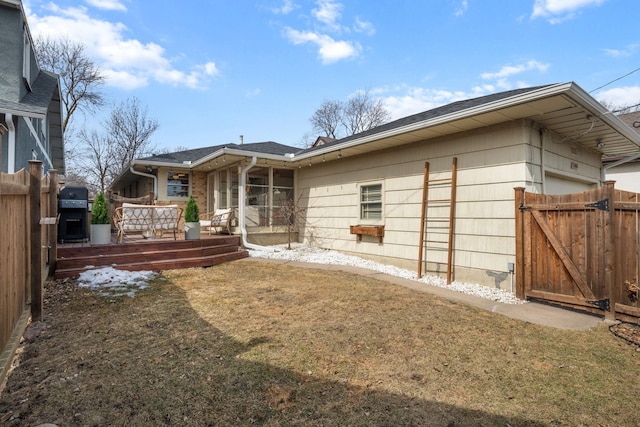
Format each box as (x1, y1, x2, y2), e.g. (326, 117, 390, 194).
(55, 236, 248, 279)
(54, 251, 249, 279)
(57, 243, 241, 270)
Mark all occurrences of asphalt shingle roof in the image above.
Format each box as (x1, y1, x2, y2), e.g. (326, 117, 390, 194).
(300, 84, 555, 155)
(140, 141, 300, 164)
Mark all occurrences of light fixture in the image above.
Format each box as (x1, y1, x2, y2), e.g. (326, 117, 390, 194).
(322, 155, 326, 162)
(337, 150, 342, 159)
(596, 139, 605, 149)
(222, 155, 226, 162)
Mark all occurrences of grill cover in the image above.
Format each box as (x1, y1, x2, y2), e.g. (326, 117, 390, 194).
(59, 186, 88, 202)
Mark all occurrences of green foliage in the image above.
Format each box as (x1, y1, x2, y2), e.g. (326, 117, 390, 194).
(91, 192, 109, 224)
(185, 195, 200, 223)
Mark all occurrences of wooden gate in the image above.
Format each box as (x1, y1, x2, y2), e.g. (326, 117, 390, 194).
(515, 182, 640, 322)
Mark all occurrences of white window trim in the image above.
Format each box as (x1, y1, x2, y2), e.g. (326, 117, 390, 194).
(358, 181, 384, 224)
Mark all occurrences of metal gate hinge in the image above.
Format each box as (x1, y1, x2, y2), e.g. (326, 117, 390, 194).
(586, 298, 610, 311)
(584, 199, 609, 211)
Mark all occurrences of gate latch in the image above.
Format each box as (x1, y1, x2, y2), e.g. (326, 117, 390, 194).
(586, 298, 610, 311)
(584, 199, 609, 211)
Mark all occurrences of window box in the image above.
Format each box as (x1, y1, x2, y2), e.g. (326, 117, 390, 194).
(350, 225, 384, 243)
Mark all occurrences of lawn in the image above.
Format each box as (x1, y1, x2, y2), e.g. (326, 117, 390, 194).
(1, 259, 639, 426)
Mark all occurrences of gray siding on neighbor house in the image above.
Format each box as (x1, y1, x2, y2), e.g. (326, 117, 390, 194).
(0, 5, 24, 103)
(14, 116, 36, 171)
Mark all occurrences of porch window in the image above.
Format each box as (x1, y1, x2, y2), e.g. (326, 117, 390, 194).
(167, 172, 189, 198)
(360, 184, 382, 220)
(271, 169, 294, 226)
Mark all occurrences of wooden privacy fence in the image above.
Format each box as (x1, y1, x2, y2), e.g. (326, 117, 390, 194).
(515, 182, 640, 322)
(1, 161, 58, 382)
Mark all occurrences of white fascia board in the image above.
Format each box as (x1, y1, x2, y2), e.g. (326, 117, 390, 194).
(291, 82, 575, 161)
(567, 84, 640, 150)
(192, 148, 292, 167)
(130, 159, 186, 169)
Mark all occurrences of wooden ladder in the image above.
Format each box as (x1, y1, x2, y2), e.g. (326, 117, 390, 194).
(417, 157, 458, 283)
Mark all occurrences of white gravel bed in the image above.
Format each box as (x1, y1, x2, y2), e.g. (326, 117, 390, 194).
(249, 243, 525, 305)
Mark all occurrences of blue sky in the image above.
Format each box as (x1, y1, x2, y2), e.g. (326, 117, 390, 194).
(23, 0, 640, 151)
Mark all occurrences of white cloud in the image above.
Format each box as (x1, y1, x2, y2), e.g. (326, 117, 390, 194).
(282, 1, 372, 64)
(27, 4, 218, 90)
(480, 60, 549, 80)
(377, 85, 478, 120)
(284, 27, 360, 64)
(84, 0, 127, 11)
(312, 0, 343, 31)
(596, 86, 640, 109)
(354, 16, 375, 36)
(531, 0, 606, 23)
(272, 0, 299, 15)
(455, 0, 469, 17)
(603, 44, 640, 58)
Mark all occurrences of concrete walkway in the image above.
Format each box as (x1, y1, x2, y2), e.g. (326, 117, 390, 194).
(244, 258, 604, 331)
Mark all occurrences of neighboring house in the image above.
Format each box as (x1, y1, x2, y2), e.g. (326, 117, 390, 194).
(0, 0, 65, 175)
(603, 111, 640, 193)
(112, 82, 640, 289)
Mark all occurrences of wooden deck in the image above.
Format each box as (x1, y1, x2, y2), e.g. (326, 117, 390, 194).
(55, 232, 248, 279)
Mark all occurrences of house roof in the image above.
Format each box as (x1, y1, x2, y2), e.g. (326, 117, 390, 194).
(138, 141, 298, 166)
(0, 70, 65, 174)
(118, 81, 640, 186)
(294, 82, 640, 164)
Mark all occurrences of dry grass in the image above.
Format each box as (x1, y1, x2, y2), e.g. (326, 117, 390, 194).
(1, 259, 639, 426)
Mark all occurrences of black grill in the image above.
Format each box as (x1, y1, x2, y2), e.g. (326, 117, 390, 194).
(58, 186, 89, 243)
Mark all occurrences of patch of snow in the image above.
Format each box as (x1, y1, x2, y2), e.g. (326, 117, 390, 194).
(77, 266, 157, 297)
(249, 243, 525, 305)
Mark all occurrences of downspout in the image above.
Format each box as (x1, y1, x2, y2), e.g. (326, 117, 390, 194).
(130, 166, 158, 200)
(6, 113, 16, 173)
(239, 156, 276, 252)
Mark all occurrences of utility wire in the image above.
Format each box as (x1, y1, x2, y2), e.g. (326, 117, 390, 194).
(589, 66, 640, 93)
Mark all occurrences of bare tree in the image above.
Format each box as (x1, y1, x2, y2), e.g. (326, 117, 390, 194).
(309, 90, 390, 140)
(342, 89, 391, 135)
(76, 129, 115, 194)
(34, 37, 105, 133)
(277, 193, 307, 250)
(106, 97, 160, 179)
(310, 99, 343, 139)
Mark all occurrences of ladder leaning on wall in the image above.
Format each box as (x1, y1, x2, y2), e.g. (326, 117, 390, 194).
(417, 157, 458, 284)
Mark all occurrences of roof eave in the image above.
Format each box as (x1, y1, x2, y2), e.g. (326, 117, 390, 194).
(291, 83, 577, 161)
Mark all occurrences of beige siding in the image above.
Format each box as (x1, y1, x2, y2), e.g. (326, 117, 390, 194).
(297, 119, 606, 290)
(605, 162, 640, 193)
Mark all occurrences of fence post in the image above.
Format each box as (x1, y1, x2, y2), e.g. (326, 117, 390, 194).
(49, 169, 58, 273)
(514, 187, 525, 299)
(603, 181, 616, 321)
(29, 160, 43, 322)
